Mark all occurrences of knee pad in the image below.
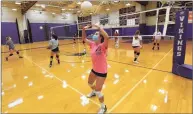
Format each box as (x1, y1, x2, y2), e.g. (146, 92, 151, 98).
(157, 43, 159, 46)
(88, 83, 95, 87)
(16, 51, 19, 54)
(134, 51, 137, 54)
(154, 43, 156, 45)
(95, 91, 103, 98)
(137, 52, 140, 56)
(9, 54, 13, 56)
(56, 55, 59, 58)
(50, 56, 53, 59)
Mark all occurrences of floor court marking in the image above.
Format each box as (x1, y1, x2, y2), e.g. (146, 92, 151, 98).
(108, 48, 173, 113)
(23, 55, 100, 107)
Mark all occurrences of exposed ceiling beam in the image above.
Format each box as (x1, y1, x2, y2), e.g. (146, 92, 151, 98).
(21, 1, 37, 14)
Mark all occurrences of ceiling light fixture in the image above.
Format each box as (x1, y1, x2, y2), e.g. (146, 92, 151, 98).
(114, 0, 119, 3)
(52, 13, 55, 15)
(62, 8, 65, 10)
(41, 4, 46, 8)
(77, 2, 82, 5)
(106, 8, 110, 11)
(15, 2, 21, 5)
(12, 9, 17, 11)
(126, 3, 131, 6)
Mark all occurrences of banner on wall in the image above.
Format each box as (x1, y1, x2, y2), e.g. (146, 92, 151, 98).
(188, 11, 192, 22)
(172, 10, 188, 65)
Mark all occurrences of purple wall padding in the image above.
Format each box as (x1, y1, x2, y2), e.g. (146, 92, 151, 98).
(29, 22, 192, 42)
(121, 27, 139, 36)
(30, 23, 45, 42)
(1, 22, 19, 45)
(29, 23, 78, 42)
(187, 23, 192, 39)
(112, 28, 122, 36)
(48, 23, 66, 36)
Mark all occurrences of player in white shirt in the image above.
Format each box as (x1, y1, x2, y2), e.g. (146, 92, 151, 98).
(152, 29, 162, 50)
(132, 30, 143, 64)
(114, 30, 119, 48)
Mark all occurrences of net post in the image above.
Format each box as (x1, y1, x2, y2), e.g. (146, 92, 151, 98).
(163, 6, 171, 35)
(155, 9, 159, 33)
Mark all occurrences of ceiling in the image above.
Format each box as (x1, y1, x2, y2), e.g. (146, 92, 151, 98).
(2, 1, 192, 16)
(1, 1, 134, 16)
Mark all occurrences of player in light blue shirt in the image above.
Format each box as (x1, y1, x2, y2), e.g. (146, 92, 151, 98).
(47, 34, 60, 67)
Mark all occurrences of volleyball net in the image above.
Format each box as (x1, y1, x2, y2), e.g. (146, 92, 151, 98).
(49, 4, 184, 41)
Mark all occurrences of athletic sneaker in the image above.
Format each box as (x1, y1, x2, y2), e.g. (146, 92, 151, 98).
(133, 60, 139, 64)
(87, 91, 96, 98)
(6, 57, 8, 61)
(157, 47, 160, 50)
(98, 105, 107, 114)
(58, 60, 60, 64)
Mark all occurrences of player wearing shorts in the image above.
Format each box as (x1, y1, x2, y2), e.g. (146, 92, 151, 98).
(82, 24, 109, 113)
(114, 31, 119, 48)
(73, 33, 77, 44)
(48, 34, 60, 68)
(83, 40, 86, 54)
(132, 30, 142, 64)
(152, 29, 162, 50)
(5, 36, 23, 61)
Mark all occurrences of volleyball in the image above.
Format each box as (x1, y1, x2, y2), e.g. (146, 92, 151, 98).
(81, 1, 92, 12)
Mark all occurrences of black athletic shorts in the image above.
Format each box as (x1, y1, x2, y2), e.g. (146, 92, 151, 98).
(132, 46, 140, 48)
(9, 47, 15, 50)
(91, 69, 107, 78)
(52, 47, 59, 52)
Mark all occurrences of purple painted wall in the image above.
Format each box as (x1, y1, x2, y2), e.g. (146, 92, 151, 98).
(29, 23, 78, 42)
(48, 23, 66, 37)
(187, 23, 192, 39)
(121, 27, 139, 36)
(1, 22, 19, 45)
(29, 22, 192, 42)
(30, 23, 45, 42)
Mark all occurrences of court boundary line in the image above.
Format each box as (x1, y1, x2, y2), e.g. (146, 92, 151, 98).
(1, 42, 74, 53)
(23, 55, 100, 107)
(108, 48, 173, 113)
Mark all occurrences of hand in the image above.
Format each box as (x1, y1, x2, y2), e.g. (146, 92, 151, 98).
(92, 24, 100, 29)
(83, 25, 91, 29)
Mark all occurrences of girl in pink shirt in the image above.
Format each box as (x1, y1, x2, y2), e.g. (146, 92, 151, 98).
(82, 24, 109, 113)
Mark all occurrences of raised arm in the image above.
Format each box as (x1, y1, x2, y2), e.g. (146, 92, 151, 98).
(82, 25, 92, 45)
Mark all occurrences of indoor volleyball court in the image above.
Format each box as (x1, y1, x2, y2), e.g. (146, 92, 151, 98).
(1, 1, 192, 113)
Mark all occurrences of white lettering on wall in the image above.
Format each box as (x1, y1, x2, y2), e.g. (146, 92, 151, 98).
(180, 22, 183, 27)
(177, 52, 181, 56)
(179, 28, 184, 34)
(177, 46, 182, 51)
(177, 40, 183, 45)
(179, 34, 182, 39)
(180, 16, 185, 21)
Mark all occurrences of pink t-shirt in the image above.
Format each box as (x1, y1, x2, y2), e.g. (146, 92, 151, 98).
(90, 41, 107, 73)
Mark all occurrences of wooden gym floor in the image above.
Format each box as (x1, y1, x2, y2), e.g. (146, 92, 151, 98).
(1, 39, 192, 113)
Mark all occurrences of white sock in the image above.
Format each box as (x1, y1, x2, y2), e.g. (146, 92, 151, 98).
(101, 103, 105, 108)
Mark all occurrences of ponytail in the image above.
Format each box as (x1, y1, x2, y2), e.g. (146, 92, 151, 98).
(134, 30, 140, 39)
(52, 34, 58, 40)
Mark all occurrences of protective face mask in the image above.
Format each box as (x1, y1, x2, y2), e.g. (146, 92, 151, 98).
(92, 35, 99, 41)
